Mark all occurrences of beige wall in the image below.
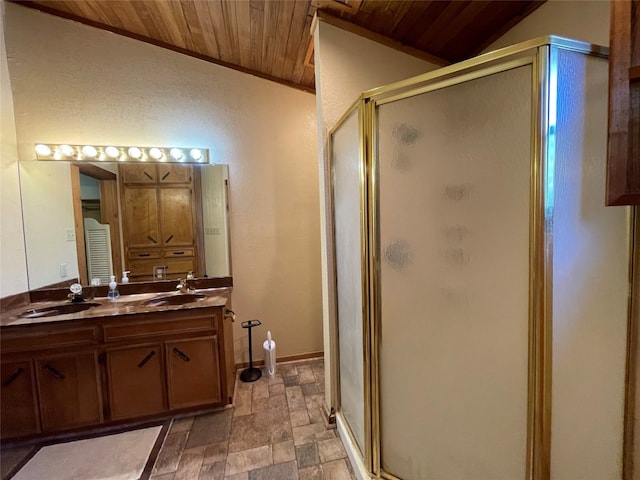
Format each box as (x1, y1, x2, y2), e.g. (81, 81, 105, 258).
(0, 3, 28, 298)
(484, 0, 610, 52)
(3, 3, 322, 363)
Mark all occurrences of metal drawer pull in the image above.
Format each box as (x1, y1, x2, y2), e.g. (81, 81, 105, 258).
(162, 172, 170, 180)
(165, 235, 174, 244)
(173, 348, 190, 362)
(3, 367, 24, 387)
(172, 251, 184, 255)
(44, 364, 65, 379)
(147, 235, 158, 244)
(144, 171, 153, 180)
(138, 253, 151, 257)
(137, 350, 156, 368)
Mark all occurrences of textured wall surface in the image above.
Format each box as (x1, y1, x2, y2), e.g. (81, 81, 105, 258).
(4, 3, 322, 362)
(0, 4, 28, 298)
(484, 0, 610, 52)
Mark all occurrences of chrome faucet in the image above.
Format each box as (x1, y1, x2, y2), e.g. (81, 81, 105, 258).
(176, 278, 192, 294)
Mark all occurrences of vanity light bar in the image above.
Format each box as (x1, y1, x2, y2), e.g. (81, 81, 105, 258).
(33, 144, 209, 164)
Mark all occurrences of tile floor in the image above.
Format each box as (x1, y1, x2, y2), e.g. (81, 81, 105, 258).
(1, 359, 355, 480)
(150, 358, 355, 480)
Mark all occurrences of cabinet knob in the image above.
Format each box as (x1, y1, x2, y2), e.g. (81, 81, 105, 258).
(3, 367, 24, 387)
(137, 350, 156, 368)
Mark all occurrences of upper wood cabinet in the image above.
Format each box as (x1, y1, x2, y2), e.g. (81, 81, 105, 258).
(607, 0, 640, 205)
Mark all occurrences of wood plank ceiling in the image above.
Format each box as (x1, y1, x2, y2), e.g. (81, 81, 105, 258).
(17, 0, 546, 93)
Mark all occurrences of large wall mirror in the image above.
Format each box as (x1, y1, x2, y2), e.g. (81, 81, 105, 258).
(19, 161, 231, 290)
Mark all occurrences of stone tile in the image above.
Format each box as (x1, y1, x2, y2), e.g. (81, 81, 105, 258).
(225, 445, 272, 476)
(297, 365, 316, 384)
(170, 416, 194, 434)
(279, 363, 298, 377)
(292, 423, 335, 447)
(301, 383, 319, 396)
(199, 461, 225, 480)
(286, 385, 307, 411)
(269, 383, 285, 397)
(265, 405, 293, 443)
(272, 440, 295, 464)
(234, 388, 252, 417)
(252, 380, 269, 401)
(268, 373, 284, 385)
(228, 412, 271, 452)
(317, 438, 347, 464)
(310, 361, 324, 373)
(317, 380, 325, 393)
(321, 459, 352, 480)
(248, 460, 299, 480)
(299, 465, 323, 480)
(0, 445, 33, 479)
(153, 431, 188, 475)
(252, 392, 288, 413)
(151, 474, 176, 480)
(203, 442, 228, 465)
(186, 410, 233, 448)
(296, 443, 320, 468)
(290, 409, 311, 427)
(308, 405, 325, 425)
(225, 473, 248, 480)
(174, 446, 205, 480)
(284, 375, 300, 387)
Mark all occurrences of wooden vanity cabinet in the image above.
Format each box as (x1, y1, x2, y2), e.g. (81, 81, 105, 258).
(105, 343, 166, 421)
(166, 336, 222, 409)
(35, 351, 103, 432)
(0, 304, 234, 441)
(1, 360, 39, 438)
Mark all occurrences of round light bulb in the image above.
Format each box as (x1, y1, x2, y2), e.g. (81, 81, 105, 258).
(82, 145, 97, 158)
(35, 144, 52, 156)
(169, 148, 183, 160)
(105, 146, 119, 159)
(149, 148, 163, 160)
(59, 145, 75, 157)
(189, 149, 202, 161)
(128, 147, 142, 159)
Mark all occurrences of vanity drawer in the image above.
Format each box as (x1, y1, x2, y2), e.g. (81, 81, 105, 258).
(128, 249, 162, 260)
(1, 327, 98, 353)
(103, 314, 217, 342)
(164, 248, 195, 257)
(128, 258, 196, 279)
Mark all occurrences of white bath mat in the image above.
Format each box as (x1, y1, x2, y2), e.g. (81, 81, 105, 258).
(12, 426, 162, 480)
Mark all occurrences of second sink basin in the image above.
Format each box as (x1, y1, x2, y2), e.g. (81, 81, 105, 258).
(20, 302, 101, 319)
(143, 293, 206, 307)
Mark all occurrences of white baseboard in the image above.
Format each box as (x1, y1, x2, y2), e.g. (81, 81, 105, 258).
(336, 412, 371, 480)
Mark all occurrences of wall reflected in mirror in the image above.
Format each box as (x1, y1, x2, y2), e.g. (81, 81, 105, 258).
(19, 161, 230, 290)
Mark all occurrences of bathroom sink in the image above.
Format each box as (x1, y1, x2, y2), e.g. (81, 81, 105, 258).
(19, 302, 101, 319)
(143, 293, 206, 307)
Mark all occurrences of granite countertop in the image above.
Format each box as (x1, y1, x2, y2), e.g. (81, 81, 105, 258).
(1, 287, 231, 327)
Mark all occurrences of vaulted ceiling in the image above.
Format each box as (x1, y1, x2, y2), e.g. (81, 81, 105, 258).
(16, 0, 546, 93)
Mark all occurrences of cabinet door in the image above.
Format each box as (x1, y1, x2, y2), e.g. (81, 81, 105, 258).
(123, 187, 160, 247)
(158, 165, 192, 184)
(106, 345, 166, 420)
(35, 352, 102, 432)
(1, 360, 39, 438)
(166, 337, 221, 409)
(159, 187, 195, 246)
(120, 164, 157, 184)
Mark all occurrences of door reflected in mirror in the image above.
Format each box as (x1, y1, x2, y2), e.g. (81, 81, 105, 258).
(19, 161, 230, 290)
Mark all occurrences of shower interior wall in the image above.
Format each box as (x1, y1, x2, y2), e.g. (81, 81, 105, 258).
(329, 37, 635, 480)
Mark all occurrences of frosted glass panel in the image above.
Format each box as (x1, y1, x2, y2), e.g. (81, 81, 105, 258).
(331, 109, 365, 453)
(550, 50, 630, 480)
(378, 66, 532, 479)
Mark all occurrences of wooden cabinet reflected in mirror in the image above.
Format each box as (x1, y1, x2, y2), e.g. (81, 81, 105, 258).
(607, 0, 639, 205)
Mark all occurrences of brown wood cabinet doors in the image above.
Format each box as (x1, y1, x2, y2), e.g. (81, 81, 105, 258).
(105, 344, 166, 421)
(166, 336, 222, 410)
(35, 351, 103, 432)
(1, 360, 39, 437)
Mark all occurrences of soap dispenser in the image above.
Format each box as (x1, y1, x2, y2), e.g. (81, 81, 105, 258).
(121, 271, 130, 284)
(107, 275, 120, 301)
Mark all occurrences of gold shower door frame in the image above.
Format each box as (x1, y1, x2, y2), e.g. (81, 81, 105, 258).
(327, 36, 637, 480)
